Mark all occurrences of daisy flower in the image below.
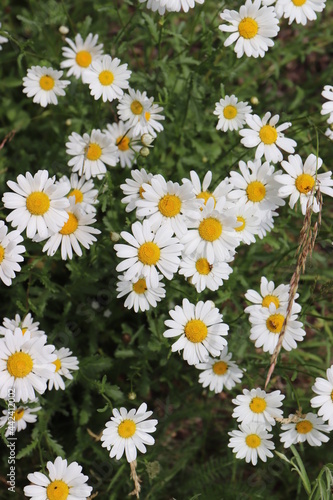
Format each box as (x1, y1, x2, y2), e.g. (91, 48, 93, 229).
(276, 154, 333, 215)
(0, 22, 8, 49)
(0, 329, 56, 403)
(182, 170, 233, 209)
(163, 298, 229, 365)
(24, 456, 92, 499)
(141, 102, 165, 137)
(214, 95, 252, 132)
(244, 276, 298, 314)
(84, 54, 131, 102)
(140, 0, 204, 14)
(239, 112, 297, 164)
(0, 313, 44, 338)
(48, 347, 79, 390)
(219, 0, 279, 59)
(310, 365, 333, 426)
(136, 175, 201, 237)
(66, 129, 119, 180)
(195, 347, 244, 393)
(229, 202, 261, 245)
(60, 32, 103, 80)
(58, 173, 99, 213)
(178, 254, 233, 293)
(114, 219, 183, 288)
(117, 88, 152, 137)
(120, 168, 154, 213)
(321, 85, 333, 121)
(232, 387, 285, 430)
(0, 406, 41, 437)
(228, 423, 275, 465)
(280, 412, 332, 448)
(116, 273, 166, 312)
(256, 208, 279, 239)
(325, 127, 333, 141)
(276, 0, 327, 25)
(0, 221, 25, 286)
(105, 120, 140, 168)
(3, 170, 70, 239)
(101, 402, 158, 463)
(22, 66, 70, 107)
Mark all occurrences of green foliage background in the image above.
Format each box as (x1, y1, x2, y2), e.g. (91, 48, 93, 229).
(0, 0, 333, 498)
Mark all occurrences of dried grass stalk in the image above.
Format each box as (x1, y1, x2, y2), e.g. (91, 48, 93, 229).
(129, 460, 141, 499)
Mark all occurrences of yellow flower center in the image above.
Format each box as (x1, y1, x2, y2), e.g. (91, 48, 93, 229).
(132, 278, 147, 294)
(26, 192, 50, 216)
(138, 242, 160, 265)
(59, 213, 78, 235)
(7, 352, 33, 378)
(212, 361, 228, 375)
(198, 217, 222, 242)
(139, 185, 146, 199)
(196, 191, 216, 207)
(75, 50, 92, 68)
(246, 181, 266, 203)
(39, 75, 55, 91)
(245, 434, 261, 448)
(46, 480, 69, 500)
(131, 100, 143, 115)
(195, 258, 211, 275)
(53, 358, 62, 372)
(223, 105, 238, 119)
(98, 70, 114, 86)
(235, 216, 246, 232)
(266, 313, 285, 334)
(184, 319, 208, 343)
(85, 142, 102, 161)
(21, 328, 28, 335)
(0, 245, 4, 263)
(116, 135, 130, 152)
(292, 0, 306, 5)
(296, 420, 313, 434)
(262, 295, 280, 308)
(259, 125, 278, 145)
(68, 189, 83, 204)
(158, 194, 182, 218)
(118, 419, 136, 438)
(145, 111, 151, 121)
(249, 397, 267, 413)
(238, 18, 258, 39)
(14, 408, 25, 421)
(295, 174, 315, 194)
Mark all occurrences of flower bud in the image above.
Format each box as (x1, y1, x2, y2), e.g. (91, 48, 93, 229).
(141, 133, 154, 146)
(110, 231, 121, 242)
(140, 147, 150, 157)
(250, 96, 259, 105)
(59, 26, 69, 35)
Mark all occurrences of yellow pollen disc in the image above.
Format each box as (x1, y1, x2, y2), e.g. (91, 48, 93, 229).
(0, 245, 4, 263)
(118, 419, 136, 438)
(195, 258, 211, 275)
(14, 408, 25, 421)
(198, 217, 222, 242)
(266, 313, 285, 334)
(296, 420, 313, 434)
(223, 105, 238, 119)
(295, 174, 315, 195)
(131, 100, 144, 115)
(184, 319, 208, 343)
(85, 142, 102, 161)
(46, 480, 69, 500)
(116, 135, 130, 152)
(246, 181, 266, 203)
(213, 361, 228, 375)
(53, 358, 62, 372)
(138, 242, 160, 266)
(262, 295, 279, 308)
(246, 434, 261, 448)
(39, 75, 55, 91)
(145, 111, 151, 121)
(249, 397, 267, 413)
(235, 216, 246, 232)
(98, 70, 114, 86)
(26, 192, 50, 216)
(59, 213, 79, 235)
(21, 328, 28, 335)
(132, 278, 147, 294)
(75, 50, 92, 68)
(259, 125, 278, 145)
(292, 0, 306, 5)
(139, 185, 146, 199)
(7, 352, 33, 378)
(238, 18, 259, 39)
(158, 194, 182, 218)
(68, 189, 83, 204)
(196, 191, 216, 207)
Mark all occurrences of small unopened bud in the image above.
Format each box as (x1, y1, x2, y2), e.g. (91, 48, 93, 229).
(65, 119, 72, 126)
(128, 392, 136, 400)
(110, 231, 120, 242)
(141, 133, 154, 146)
(140, 146, 150, 157)
(59, 26, 69, 35)
(250, 96, 259, 105)
(202, 156, 208, 163)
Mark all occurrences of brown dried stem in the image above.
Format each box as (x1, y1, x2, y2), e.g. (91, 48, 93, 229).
(0, 129, 16, 151)
(274, 409, 306, 424)
(129, 460, 141, 499)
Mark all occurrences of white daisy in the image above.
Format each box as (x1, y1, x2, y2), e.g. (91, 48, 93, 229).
(58, 173, 99, 213)
(140, 0, 204, 14)
(232, 387, 285, 430)
(280, 412, 332, 448)
(0, 221, 25, 286)
(214, 95, 252, 132)
(101, 402, 158, 463)
(60, 32, 104, 80)
(117, 88, 152, 137)
(0, 313, 44, 338)
(24, 456, 92, 499)
(310, 365, 333, 426)
(178, 254, 233, 293)
(228, 423, 275, 465)
(275, 153, 333, 215)
(66, 129, 119, 180)
(84, 54, 131, 102)
(3, 170, 70, 239)
(115, 219, 183, 288)
(256, 208, 279, 239)
(48, 347, 79, 390)
(219, 0, 280, 59)
(163, 298, 228, 365)
(229, 202, 261, 245)
(276, 0, 327, 25)
(195, 347, 244, 393)
(141, 102, 165, 137)
(116, 273, 166, 312)
(325, 127, 333, 141)
(0, 405, 41, 437)
(22, 66, 70, 107)
(0, 22, 8, 49)
(321, 85, 333, 121)
(244, 276, 298, 314)
(182, 170, 233, 209)
(0, 329, 56, 403)
(120, 168, 154, 213)
(239, 112, 297, 163)
(105, 120, 140, 168)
